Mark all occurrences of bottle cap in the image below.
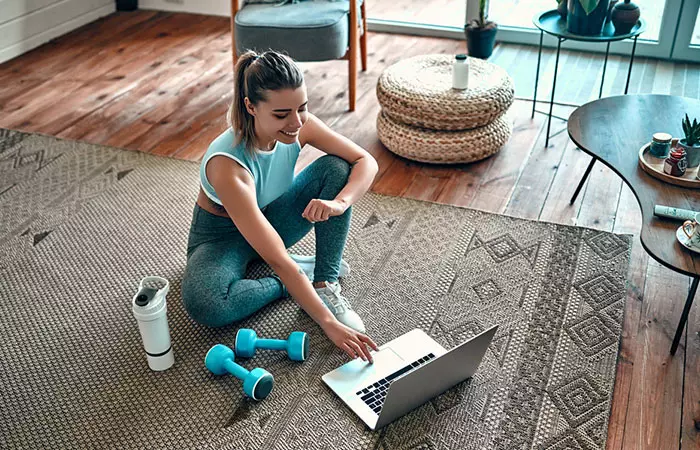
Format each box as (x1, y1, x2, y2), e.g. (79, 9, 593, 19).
(132, 276, 169, 321)
(455, 54, 467, 60)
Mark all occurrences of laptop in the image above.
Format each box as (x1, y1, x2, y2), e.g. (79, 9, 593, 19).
(322, 325, 498, 430)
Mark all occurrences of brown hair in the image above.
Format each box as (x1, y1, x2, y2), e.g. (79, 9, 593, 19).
(227, 50, 305, 154)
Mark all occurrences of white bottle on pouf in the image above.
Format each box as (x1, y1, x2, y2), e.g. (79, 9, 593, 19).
(452, 54, 469, 90)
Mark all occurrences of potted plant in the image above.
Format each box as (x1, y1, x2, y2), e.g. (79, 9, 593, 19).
(679, 114, 700, 168)
(567, 0, 612, 35)
(465, 0, 497, 59)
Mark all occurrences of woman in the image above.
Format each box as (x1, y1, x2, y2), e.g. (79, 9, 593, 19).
(182, 50, 379, 362)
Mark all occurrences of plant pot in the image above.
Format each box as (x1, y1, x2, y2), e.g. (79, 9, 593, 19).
(557, 0, 568, 20)
(116, 0, 138, 11)
(465, 24, 498, 60)
(678, 139, 700, 169)
(567, 0, 611, 36)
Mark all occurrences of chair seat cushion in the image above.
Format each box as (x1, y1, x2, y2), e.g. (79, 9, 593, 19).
(235, 0, 363, 62)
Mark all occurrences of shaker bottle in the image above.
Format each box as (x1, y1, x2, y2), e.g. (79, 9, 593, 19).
(132, 276, 175, 371)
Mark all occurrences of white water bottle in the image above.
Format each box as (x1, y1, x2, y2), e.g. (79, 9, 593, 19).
(132, 276, 175, 371)
(452, 54, 469, 90)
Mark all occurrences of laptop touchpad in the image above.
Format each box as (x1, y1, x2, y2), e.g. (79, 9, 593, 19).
(329, 348, 404, 392)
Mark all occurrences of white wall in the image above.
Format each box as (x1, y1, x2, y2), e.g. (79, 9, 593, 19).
(0, 0, 116, 64)
(139, 0, 229, 17)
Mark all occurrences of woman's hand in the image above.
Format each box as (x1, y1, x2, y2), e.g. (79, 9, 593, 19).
(302, 199, 348, 223)
(321, 319, 379, 362)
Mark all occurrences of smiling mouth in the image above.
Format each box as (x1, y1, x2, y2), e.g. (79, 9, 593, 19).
(280, 130, 299, 137)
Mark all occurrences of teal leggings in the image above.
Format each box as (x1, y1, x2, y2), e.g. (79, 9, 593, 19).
(181, 155, 352, 328)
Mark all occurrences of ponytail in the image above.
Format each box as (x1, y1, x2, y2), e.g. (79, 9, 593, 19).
(228, 52, 258, 155)
(227, 50, 304, 155)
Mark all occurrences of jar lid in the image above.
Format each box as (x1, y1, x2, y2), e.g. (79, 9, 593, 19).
(653, 132, 672, 142)
(671, 148, 686, 157)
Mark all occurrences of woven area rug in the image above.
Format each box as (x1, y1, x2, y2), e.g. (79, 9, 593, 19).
(0, 129, 632, 450)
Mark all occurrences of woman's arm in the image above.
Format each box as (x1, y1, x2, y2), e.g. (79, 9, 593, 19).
(299, 113, 378, 220)
(207, 156, 377, 360)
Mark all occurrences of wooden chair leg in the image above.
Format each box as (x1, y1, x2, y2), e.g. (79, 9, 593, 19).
(348, 50, 357, 112)
(360, 2, 367, 72)
(230, 0, 238, 71)
(348, 11, 358, 111)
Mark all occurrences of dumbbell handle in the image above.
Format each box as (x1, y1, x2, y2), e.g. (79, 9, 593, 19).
(256, 338, 288, 351)
(223, 358, 249, 380)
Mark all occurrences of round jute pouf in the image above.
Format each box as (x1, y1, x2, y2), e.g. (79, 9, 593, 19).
(376, 110, 512, 164)
(377, 54, 514, 130)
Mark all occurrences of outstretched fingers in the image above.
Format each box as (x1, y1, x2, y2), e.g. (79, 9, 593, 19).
(358, 333, 379, 352)
(348, 339, 369, 362)
(346, 335, 372, 363)
(341, 338, 374, 362)
(341, 343, 359, 360)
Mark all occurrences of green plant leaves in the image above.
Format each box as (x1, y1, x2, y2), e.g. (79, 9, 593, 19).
(578, 0, 601, 15)
(480, 0, 489, 22)
(682, 114, 700, 146)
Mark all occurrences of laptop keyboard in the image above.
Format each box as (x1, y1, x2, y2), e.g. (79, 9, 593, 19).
(355, 353, 436, 414)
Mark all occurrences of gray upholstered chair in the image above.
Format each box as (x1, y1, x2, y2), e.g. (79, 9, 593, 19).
(230, 0, 367, 111)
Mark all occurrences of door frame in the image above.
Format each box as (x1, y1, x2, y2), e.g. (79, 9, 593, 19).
(671, 0, 700, 61)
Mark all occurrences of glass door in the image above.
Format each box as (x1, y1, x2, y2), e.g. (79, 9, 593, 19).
(489, 0, 681, 59)
(366, 0, 464, 28)
(671, 0, 700, 61)
(364, 0, 700, 62)
(366, 0, 466, 39)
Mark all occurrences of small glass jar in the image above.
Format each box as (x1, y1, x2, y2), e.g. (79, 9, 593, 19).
(664, 148, 687, 177)
(650, 132, 672, 158)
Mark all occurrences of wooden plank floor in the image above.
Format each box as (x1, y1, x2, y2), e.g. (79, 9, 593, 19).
(0, 10, 698, 450)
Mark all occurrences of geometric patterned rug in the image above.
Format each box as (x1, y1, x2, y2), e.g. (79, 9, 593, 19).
(0, 129, 632, 450)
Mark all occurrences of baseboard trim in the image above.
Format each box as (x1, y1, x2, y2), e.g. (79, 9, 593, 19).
(0, 3, 116, 65)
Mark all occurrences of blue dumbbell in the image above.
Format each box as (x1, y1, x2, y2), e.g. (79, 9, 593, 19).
(204, 344, 274, 400)
(235, 328, 309, 361)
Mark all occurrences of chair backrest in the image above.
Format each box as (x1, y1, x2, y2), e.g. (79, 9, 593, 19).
(230, 0, 357, 27)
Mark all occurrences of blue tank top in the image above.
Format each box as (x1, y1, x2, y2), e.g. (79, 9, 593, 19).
(200, 129, 301, 209)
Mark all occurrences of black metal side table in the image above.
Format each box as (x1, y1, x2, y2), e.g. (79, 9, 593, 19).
(532, 10, 646, 149)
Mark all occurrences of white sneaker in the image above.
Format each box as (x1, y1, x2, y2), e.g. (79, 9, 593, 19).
(314, 281, 366, 333)
(290, 254, 351, 281)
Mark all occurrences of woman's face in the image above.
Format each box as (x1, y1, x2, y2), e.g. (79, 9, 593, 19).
(246, 84, 309, 149)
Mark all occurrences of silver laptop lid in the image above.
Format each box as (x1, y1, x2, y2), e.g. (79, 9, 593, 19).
(375, 325, 498, 429)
